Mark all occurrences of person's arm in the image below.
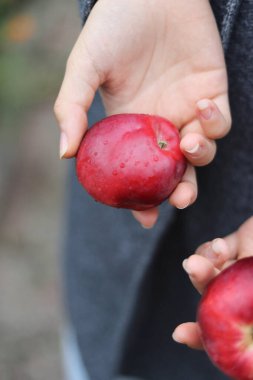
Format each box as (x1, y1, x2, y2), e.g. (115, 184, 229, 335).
(173, 216, 253, 349)
(54, 0, 231, 227)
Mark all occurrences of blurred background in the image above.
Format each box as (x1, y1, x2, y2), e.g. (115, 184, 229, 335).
(0, 0, 80, 378)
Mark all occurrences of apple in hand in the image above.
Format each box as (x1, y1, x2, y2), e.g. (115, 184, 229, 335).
(76, 114, 186, 211)
(197, 257, 253, 380)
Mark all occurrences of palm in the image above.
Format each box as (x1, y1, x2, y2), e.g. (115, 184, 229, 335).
(86, 0, 227, 133)
(103, 65, 227, 134)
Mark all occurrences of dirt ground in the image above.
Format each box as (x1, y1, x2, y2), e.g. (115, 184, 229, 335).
(0, 0, 81, 379)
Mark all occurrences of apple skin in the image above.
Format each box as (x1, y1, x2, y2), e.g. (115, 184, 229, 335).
(197, 257, 253, 380)
(76, 114, 186, 211)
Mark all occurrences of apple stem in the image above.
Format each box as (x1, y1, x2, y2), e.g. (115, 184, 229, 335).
(158, 140, 167, 149)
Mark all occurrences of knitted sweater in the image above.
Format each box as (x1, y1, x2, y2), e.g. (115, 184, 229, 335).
(64, 1, 253, 379)
(78, 0, 97, 24)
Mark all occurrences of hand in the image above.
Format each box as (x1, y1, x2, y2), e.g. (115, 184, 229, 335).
(54, 0, 231, 227)
(172, 216, 253, 349)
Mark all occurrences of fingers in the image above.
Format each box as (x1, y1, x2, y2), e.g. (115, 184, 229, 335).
(169, 164, 197, 209)
(182, 255, 219, 294)
(195, 238, 231, 268)
(55, 101, 89, 158)
(171, 98, 230, 209)
(183, 237, 234, 294)
(132, 208, 159, 229)
(196, 97, 231, 139)
(209, 217, 253, 263)
(172, 322, 203, 350)
(54, 29, 101, 158)
(180, 98, 231, 167)
(183, 234, 239, 294)
(199, 217, 253, 263)
(237, 216, 253, 259)
(180, 132, 216, 167)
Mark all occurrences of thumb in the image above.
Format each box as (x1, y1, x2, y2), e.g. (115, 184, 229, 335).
(219, 217, 253, 261)
(237, 216, 253, 258)
(54, 28, 101, 158)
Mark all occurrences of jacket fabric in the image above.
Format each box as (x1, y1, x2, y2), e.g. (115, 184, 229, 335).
(64, 1, 253, 379)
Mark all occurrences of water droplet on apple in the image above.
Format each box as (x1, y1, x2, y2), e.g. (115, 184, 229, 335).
(120, 163, 125, 168)
(153, 155, 159, 161)
(112, 169, 118, 176)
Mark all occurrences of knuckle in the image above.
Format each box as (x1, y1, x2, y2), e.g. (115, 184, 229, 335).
(246, 216, 253, 228)
(53, 98, 65, 123)
(209, 141, 217, 160)
(66, 54, 76, 73)
(223, 115, 232, 135)
(226, 115, 232, 134)
(188, 140, 215, 165)
(219, 114, 232, 138)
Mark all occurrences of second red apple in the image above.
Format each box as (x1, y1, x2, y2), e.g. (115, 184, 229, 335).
(197, 257, 253, 380)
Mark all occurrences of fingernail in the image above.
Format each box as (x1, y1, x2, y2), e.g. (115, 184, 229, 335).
(172, 329, 182, 343)
(141, 224, 153, 229)
(59, 132, 68, 159)
(177, 202, 190, 210)
(211, 238, 223, 254)
(184, 143, 200, 154)
(197, 100, 212, 120)
(183, 258, 195, 278)
(182, 259, 190, 273)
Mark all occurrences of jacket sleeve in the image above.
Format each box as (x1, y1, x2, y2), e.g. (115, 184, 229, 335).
(78, 0, 98, 24)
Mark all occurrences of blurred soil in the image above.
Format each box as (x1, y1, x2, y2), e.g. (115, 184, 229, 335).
(0, 0, 80, 379)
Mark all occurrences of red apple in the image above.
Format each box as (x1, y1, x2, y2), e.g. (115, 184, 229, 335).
(76, 114, 186, 211)
(197, 257, 253, 380)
